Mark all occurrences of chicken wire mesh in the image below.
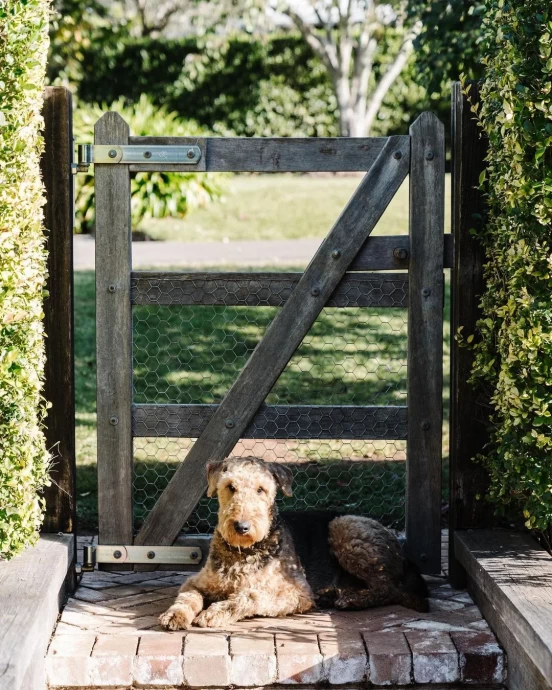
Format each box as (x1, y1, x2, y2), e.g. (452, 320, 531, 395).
(132, 272, 408, 534)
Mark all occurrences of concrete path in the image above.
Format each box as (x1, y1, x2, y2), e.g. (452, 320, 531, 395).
(74, 235, 321, 270)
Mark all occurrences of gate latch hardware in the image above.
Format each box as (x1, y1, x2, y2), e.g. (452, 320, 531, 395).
(81, 544, 203, 571)
(73, 144, 202, 173)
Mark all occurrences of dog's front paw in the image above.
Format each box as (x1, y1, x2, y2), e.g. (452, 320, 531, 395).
(194, 603, 234, 628)
(159, 605, 195, 630)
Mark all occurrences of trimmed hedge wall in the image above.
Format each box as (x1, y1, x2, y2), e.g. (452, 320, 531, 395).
(69, 34, 441, 138)
(0, 0, 50, 558)
(469, 2, 552, 534)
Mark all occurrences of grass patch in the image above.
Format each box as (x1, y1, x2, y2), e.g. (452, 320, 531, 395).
(140, 174, 451, 243)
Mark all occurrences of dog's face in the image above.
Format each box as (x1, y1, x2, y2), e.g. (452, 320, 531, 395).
(207, 457, 293, 548)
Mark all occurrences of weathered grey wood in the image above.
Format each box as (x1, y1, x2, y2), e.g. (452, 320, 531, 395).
(352, 234, 452, 270)
(131, 271, 408, 308)
(0, 535, 74, 690)
(132, 404, 408, 440)
(449, 83, 493, 587)
(95, 113, 134, 556)
(406, 112, 445, 574)
(128, 135, 394, 172)
(455, 530, 552, 689)
(40, 87, 76, 535)
(135, 135, 410, 546)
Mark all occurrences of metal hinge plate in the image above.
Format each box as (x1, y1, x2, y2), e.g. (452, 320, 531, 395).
(81, 544, 203, 571)
(73, 144, 202, 173)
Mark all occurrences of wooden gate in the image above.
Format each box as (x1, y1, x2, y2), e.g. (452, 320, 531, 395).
(94, 113, 446, 573)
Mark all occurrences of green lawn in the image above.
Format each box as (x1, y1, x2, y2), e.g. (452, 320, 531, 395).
(140, 174, 451, 242)
(75, 174, 451, 533)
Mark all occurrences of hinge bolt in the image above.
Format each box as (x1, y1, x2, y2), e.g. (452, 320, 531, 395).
(109, 416, 119, 426)
(426, 151, 435, 161)
(331, 249, 341, 260)
(108, 149, 117, 159)
(187, 149, 196, 159)
(113, 550, 122, 559)
(108, 284, 116, 293)
(311, 287, 321, 297)
(225, 419, 235, 429)
(393, 151, 402, 160)
(393, 247, 408, 261)
(147, 551, 156, 560)
(143, 151, 152, 159)
(422, 287, 431, 298)
(190, 551, 199, 560)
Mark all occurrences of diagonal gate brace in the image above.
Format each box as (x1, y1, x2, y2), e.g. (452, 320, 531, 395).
(135, 135, 411, 547)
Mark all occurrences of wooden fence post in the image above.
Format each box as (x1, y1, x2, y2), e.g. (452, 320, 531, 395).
(41, 87, 76, 537)
(449, 82, 493, 586)
(406, 112, 445, 574)
(95, 113, 134, 565)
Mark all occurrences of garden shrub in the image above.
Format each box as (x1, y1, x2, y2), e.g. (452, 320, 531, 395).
(73, 95, 226, 233)
(468, 1, 552, 536)
(0, 0, 51, 559)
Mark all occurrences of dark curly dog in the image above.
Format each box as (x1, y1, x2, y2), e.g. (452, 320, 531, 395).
(160, 456, 428, 629)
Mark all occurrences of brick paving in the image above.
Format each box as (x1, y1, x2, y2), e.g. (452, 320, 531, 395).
(46, 534, 506, 688)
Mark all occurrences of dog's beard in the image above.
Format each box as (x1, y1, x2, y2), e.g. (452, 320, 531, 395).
(219, 512, 271, 548)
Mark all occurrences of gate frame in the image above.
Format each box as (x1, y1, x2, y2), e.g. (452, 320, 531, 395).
(93, 115, 445, 574)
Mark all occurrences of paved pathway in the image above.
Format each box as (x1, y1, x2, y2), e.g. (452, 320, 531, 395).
(45, 535, 505, 689)
(74, 235, 321, 270)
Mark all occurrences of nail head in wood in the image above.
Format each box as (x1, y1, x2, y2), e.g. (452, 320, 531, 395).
(331, 249, 341, 259)
(426, 151, 435, 161)
(225, 418, 235, 429)
(108, 284, 116, 293)
(422, 287, 431, 298)
(109, 416, 119, 426)
(393, 247, 408, 260)
(393, 151, 402, 160)
(311, 287, 321, 296)
(420, 553, 428, 562)
(421, 421, 430, 430)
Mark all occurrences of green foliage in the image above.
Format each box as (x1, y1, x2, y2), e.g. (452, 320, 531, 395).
(468, 2, 552, 533)
(73, 96, 225, 233)
(69, 33, 441, 138)
(0, 0, 51, 559)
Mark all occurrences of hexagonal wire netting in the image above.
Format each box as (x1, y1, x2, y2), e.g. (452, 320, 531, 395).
(132, 268, 408, 535)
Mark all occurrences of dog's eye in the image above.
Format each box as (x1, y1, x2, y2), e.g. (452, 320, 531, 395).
(257, 486, 265, 494)
(228, 484, 236, 493)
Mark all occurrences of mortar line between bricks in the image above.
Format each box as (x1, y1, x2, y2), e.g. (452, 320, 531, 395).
(181, 633, 186, 656)
(89, 635, 99, 657)
(272, 630, 279, 681)
(448, 630, 462, 671)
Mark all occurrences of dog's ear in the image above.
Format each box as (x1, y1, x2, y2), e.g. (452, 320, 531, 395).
(206, 461, 225, 497)
(268, 463, 293, 497)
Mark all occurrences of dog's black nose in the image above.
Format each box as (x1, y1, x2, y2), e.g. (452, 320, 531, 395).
(234, 521, 251, 535)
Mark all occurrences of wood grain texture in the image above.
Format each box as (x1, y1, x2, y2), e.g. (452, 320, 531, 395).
(131, 271, 408, 308)
(449, 83, 493, 586)
(95, 113, 134, 553)
(0, 535, 74, 690)
(351, 234, 453, 271)
(135, 135, 411, 546)
(406, 112, 445, 574)
(455, 530, 552, 688)
(129, 135, 392, 172)
(132, 404, 408, 440)
(40, 87, 76, 535)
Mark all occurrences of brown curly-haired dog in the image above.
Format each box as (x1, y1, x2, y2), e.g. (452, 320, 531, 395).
(159, 457, 428, 630)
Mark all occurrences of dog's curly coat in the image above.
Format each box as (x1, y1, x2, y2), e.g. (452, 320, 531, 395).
(160, 457, 428, 630)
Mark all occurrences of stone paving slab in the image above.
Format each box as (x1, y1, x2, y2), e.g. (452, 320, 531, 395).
(46, 551, 506, 688)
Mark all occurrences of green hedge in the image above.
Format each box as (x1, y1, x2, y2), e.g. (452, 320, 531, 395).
(66, 33, 443, 138)
(468, 2, 552, 533)
(0, 0, 50, 558)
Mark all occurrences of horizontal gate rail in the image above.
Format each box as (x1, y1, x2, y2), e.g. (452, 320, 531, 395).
(131, 272, 408, 308)
(132, 404, 408, 440)
(127, 136, 389, 172)
(351, 235, 453, 271)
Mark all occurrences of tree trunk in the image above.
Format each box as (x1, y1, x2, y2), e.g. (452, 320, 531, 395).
(334, 73, 353, 137)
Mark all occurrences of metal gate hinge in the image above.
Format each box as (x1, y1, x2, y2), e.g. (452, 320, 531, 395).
(72, 143, 202, 174)
(81, 544, 203, 571)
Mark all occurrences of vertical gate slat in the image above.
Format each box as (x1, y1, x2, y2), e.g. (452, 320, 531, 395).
(95, 113, 133, 560)
(407, 112, 445, 574)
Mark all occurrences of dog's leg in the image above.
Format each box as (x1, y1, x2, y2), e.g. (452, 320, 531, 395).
(159, 578, 205, 630)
